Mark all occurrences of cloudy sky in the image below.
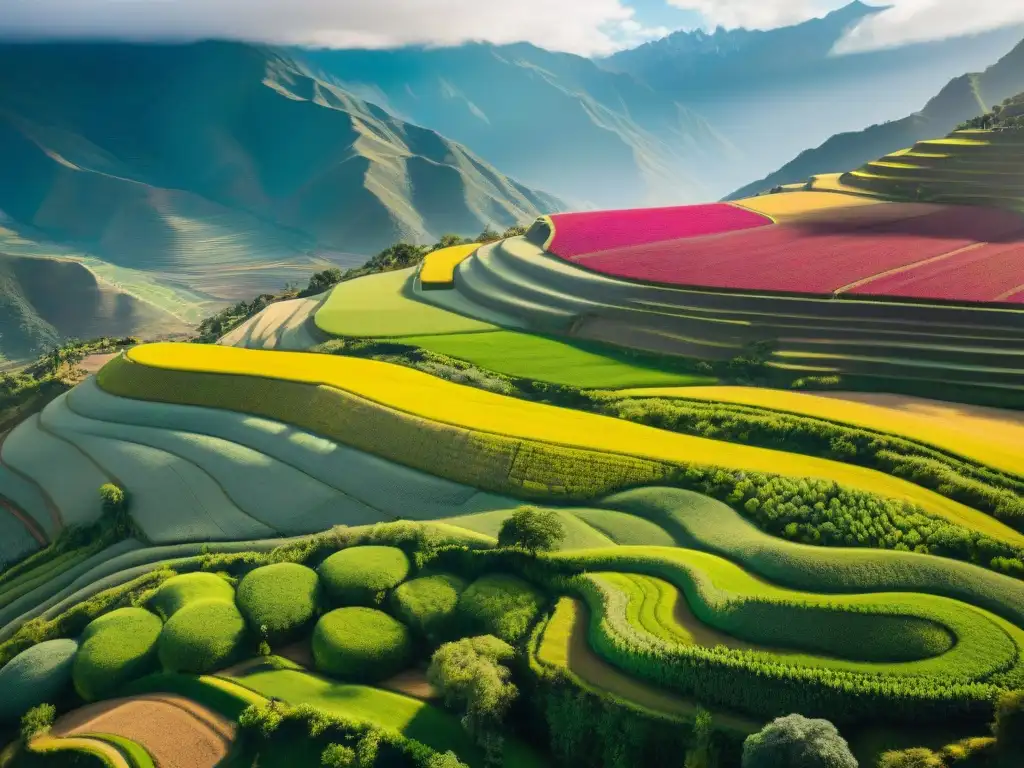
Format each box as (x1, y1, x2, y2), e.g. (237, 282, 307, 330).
(0, 0, 1022, 56)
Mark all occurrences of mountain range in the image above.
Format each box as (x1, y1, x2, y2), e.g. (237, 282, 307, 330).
(728, 36, 1024, 199)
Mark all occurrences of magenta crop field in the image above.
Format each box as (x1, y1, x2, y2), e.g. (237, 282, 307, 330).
(851, 240, 1024, 304)
(568, 204, 1024, 299)
(547, 203, 771, 259)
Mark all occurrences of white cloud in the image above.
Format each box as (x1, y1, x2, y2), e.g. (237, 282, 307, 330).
(835, 1, 1024, 53)
(0, 0, 668, 56)
(665, 0, 846, 30)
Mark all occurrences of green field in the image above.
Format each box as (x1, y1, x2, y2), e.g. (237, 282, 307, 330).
(396, 330, 718, 389)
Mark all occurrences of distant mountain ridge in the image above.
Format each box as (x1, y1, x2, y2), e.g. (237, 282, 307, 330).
(0, 41, 563, 360)
(726, 37, 1024, 200)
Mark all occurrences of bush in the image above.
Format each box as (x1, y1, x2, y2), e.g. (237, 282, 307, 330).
(456, 574, 546, 643)
(0, 638, 78, 722)
(72, 607, 163, 701)
(993, 689, 1024, 750)
(318, 546, 410, 606)
(321, 743, 356, 767)
(237, 563, 322, 643)
(390, 574, 467, 644)
(878, 748, 943, 767)
(99, 483, 126, 515)
(239, 701, 285, 738)
(497, 507, 565, 554)
(158, 600, 248, 674)
(742, 715, 857, 768)
(312, 607, 412, 683)
(149, 572, 236, 620)
(20, 703, 55, 741)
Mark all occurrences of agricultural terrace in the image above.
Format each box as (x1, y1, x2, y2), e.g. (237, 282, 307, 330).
(419, 244, 481, 289)
(552, 202, 1024, 303)
(98, 343, 1022, 548)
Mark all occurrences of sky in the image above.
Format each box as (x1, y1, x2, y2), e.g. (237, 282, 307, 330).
(0, 0, 1023, 57)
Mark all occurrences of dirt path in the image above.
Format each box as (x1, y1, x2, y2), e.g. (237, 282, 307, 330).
(50, 693, 236, 768)
(79, 352, 121, 375)
(31, 735, 131, 768)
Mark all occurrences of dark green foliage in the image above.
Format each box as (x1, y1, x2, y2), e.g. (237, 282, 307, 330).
(455, 574, 546, 643)
(72, 607, 163, 701)
(157, 600, 248, 674)
(390, 574, 467, 644)
(958, 93, 1024, 130)
(312, 607, 412, 683)
(301, 268, 344, 298)
(318, 546, 411, 606)
(685, 708, 717, 768)
(497, 508, 566, 555)
(19, 703, 55, 741)
(236, 562, 321, 643)
(0, 639, 78, 723)
(194, 294, 284, 343)
(742, 715, 857, 768)
(992, 690, 1024, 750)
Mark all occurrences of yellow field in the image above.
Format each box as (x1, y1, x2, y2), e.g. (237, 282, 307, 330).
(121, 344, 1024, 545)
(731, 191, 882, 219)
(614, 386, 1024, 477)
(419, 244, 481, 288)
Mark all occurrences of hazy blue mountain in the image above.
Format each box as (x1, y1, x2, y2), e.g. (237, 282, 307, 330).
(601, 2, 1024, 193)
(0, 41, 562, 359)
(726, 37, 1024, 199)
(295, 43, 739, 209)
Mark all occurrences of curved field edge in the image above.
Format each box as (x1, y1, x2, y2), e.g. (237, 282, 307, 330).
(100, 344, 1024, 548)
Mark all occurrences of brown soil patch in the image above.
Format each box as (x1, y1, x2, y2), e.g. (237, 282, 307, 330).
(276, 640, 314, 668)
(50, 694, 236, 768)
(78, 352, 120, 375)
(380, 668, 439, 701)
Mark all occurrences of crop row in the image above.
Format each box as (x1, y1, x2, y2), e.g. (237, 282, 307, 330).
(547, 203, 771, 259)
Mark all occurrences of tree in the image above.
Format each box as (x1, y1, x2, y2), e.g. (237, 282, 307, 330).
(321, 744, 356, 767)
(684, 708, 715, 768)
(434, 234, 468, 250)
(99, 483, 126, 515)
(742, 714, 857, 768)
(20, 703, 56, 742)
(304, 268, 344, 297)
(497, 507, 565, 554)
(475, 227, 501, 244)
(428, 752, 469, 768)
(993, 689, 1024, 751)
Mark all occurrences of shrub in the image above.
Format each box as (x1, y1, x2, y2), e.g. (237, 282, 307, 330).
(878, 748, 944, 768)
(237, 563, 322, 643)
(72, 607, 163, 701)
(318, 546, 410, 606)
(390, 574, 467, 644)
(742, 715, 857, 768)
(428, 753, 468, 768)
(158, 600, 248, 674)
(20, 703, 55, 742)
(239, 701, 285, 738)
(99, 483, 126, 514)
(321, 743, 356, 767)
(0, 638, 78, 722)
(149, 572, 236, 620)
(312, 607, 412, 683)
(456, 574, 546, 643)
(497, 507, 565, 554)
(993, 689, 1024, 750)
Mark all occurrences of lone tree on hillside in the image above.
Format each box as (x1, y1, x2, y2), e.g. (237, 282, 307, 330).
(742, 714, 857, 768)
(993, 690, 1024, 751)
(497, 507, 565, 554)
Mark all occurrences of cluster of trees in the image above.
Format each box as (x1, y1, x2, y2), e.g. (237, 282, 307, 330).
(600, 396, 1024, 530)
(958, 94, 1024, 130)
(671, 464, 1024, 576)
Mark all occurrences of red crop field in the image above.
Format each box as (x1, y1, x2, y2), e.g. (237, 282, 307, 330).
(563, 204, 1024, 301)
(547, 203, 771, 259)
(850, 240, 1024, 304)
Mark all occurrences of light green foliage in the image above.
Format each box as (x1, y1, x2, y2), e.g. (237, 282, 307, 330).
(318, 546, 410, 606)
(149, 572, 235, 620)
(99, 483, 126, 515)
(158, 599, 248, 674)
(742, 715, 857, 768)
(73, 607, 163, 701)
(427, 752, 469, 768)
(390, 574, 467, 644)
(0, 638, 78, 722)
(312, 607, 412, 683)
(321, 743, 356, 767)
(237, 562, 322, 642)
(684, 708, 715, 768)
(20, 703, 56, 742)
(877, 748, 944, 768)
(239, 701, 285, 738)
(497, 507, 566, 554)
(456, 574, 546, 643)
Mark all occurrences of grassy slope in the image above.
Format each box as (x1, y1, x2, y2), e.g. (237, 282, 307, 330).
(314, 268, 498, 338)
(613, 385, 1024, 477)
(107, 344, 1024, 548)
(397, 330, 717, 389)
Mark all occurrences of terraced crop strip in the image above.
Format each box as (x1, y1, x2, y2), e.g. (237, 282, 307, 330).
(562, 204, 1024, 302)
(546, 203, 772, 259)
(96, 344, 1023, 548)
(419, 243, 481, 288)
